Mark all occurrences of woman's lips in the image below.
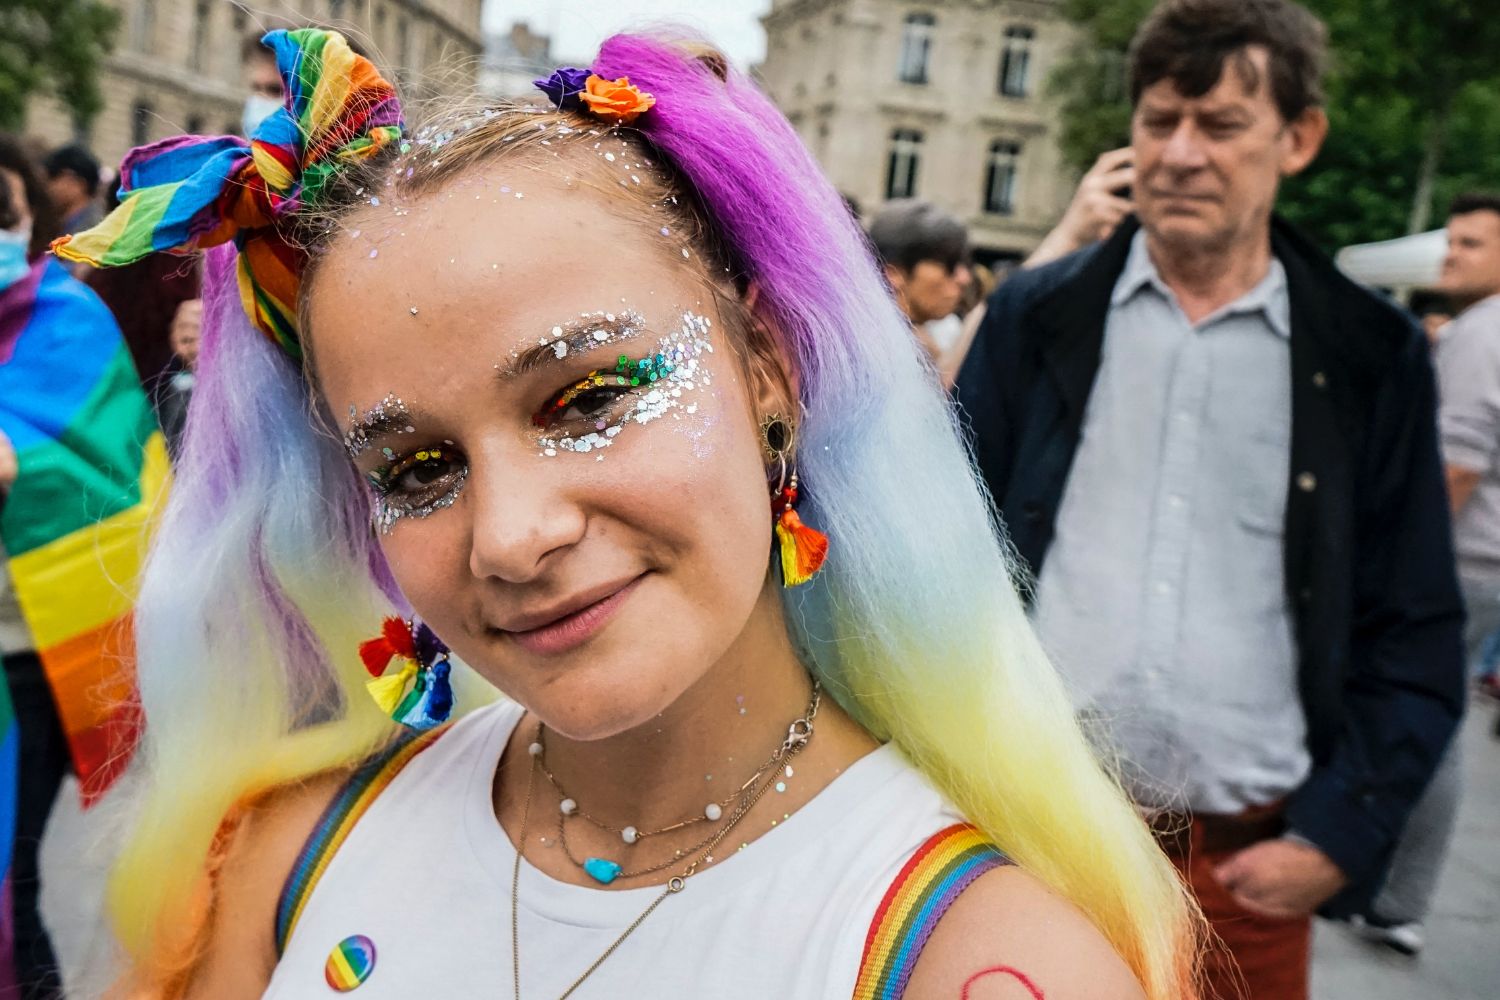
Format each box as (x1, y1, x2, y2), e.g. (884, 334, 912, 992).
(502, 576, 643, 656)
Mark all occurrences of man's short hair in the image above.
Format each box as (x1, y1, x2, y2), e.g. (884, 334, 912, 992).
(1448, 192, 1500, 221)
(42, 144, 101, 196)
(867, 200, 969, 273)
(1128, 0, 1327, 123)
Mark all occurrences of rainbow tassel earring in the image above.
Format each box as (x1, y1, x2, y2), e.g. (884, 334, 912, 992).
(763, 414, 829, 587)
(359, 617, 455, 730)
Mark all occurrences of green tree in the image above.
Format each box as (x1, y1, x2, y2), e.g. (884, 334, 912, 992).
(0, 0, 119, 133)
(1050, 0, 1500, 251)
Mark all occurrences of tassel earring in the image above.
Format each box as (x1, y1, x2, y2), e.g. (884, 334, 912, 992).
(359, 616, 455, 730)
(762, 414, 829, 587)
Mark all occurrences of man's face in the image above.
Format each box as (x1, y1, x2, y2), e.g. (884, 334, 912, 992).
(889, 260, 971, 324)
(1131, 46, 1325, 257)
(1439, 211, 1500, 304)
(45, 171, 86, 216)
(245, 52, 283, 102)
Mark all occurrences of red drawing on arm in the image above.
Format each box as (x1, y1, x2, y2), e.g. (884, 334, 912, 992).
(960, 966, 1046, 1000)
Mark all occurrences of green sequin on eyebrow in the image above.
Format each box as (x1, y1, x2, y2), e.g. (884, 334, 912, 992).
(531, 350, 678, 427)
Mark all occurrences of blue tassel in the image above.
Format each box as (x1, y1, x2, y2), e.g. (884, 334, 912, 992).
(393, 657, 453, 730)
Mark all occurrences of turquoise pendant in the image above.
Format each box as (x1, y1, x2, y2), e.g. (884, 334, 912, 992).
(584, 858, 622, 884)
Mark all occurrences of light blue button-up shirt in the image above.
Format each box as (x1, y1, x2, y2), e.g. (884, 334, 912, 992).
(1032, 231, 1309, 813)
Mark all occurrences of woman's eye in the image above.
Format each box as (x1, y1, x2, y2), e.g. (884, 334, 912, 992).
(561, 386, 631, 421)
(533, 375, 635, 428)
(374, 448, 465, 496)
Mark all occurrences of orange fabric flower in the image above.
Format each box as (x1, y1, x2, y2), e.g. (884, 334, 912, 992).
(579, 74, 656, 124)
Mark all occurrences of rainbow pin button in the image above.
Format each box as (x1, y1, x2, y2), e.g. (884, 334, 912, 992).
(325, 934, 376, 991)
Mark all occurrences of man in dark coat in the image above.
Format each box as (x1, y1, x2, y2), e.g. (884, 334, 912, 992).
(954, 2, 1464, 997)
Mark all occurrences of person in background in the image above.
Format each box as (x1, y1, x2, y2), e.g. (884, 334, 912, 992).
(954, 1, 1464, 997)
(41, 145, 102, 238)
(242, 32, 286, 137)
(0, 133, 165, 999)
(0, 135, 72, 1000)
(155, 297, 202, 453)
(867, 199, 972, 366)
(1352, 191, 1500, 954)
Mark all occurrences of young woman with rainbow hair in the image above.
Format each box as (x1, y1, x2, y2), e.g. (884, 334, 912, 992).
(58, 27, 1201, 1000)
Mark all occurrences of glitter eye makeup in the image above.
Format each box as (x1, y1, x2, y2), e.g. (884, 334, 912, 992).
(530, 310, 714, 458)
(366, 445, 470, 534)
(343, 393, 417, 457)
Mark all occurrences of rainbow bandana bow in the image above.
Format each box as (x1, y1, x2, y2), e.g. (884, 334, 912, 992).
(51, 28, 403, 358)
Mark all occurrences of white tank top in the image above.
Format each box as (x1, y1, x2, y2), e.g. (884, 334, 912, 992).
(264, 700, 972, 998)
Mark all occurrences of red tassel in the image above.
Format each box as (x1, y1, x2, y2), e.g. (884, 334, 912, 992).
(360, 617, 415, 677)
(776, 507, 829, 587)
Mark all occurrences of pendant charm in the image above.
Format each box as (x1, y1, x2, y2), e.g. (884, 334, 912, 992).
(584, 857, 623, 884)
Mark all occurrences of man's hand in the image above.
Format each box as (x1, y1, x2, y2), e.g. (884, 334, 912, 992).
(1213, 838, 1348, 918)
(1024, 148, 1136, 269)
(0, 429, 16, 495)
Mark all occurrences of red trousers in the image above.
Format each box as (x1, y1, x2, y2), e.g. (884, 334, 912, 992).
(1168, 834, 1312, 1000)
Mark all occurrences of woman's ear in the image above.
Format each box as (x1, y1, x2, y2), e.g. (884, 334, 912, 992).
(738, 282, 799, 421)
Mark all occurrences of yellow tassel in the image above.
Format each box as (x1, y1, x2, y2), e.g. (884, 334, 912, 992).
(366, 661, 418, 715)
(776, 508, 829, 587)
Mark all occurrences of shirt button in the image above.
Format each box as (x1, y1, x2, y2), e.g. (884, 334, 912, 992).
(1312, 372, 1328, 389)
(1297, 472, 1317, 492)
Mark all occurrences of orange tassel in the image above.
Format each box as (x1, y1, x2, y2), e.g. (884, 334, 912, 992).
(776, 507, 828, 587)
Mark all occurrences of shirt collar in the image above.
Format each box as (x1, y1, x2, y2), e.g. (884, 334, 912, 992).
(1111, 230, 1291, 339)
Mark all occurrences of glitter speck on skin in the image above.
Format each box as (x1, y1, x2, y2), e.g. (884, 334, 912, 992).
(370, 196, 380, 206)
(660, 227, 670, 236)
(775, 782, 786, 793)
(785, 765, 794, 778)
(604, 152, 616, 162)
(369, 249, 378, 258)
(681, 248, 691, 258)
(409, 307, 418, 316)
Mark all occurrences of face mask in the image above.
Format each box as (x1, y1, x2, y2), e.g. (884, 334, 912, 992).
(0, 226, 32, 291)
(241, 93, 282, 138)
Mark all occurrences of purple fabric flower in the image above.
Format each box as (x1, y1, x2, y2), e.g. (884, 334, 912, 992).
(534, 66, 592, 110)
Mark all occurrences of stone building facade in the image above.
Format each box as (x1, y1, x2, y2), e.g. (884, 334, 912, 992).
(23, 0, 484, 174)
(760, 0, 1080, 265)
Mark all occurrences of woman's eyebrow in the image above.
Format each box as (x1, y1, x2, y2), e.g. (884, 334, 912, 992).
(342, 394, 433, 458)
(499, 310, 649, 380)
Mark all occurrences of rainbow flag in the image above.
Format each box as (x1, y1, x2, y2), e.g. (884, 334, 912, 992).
(0, 676, 18, 993)
(0, 258, 168, 801)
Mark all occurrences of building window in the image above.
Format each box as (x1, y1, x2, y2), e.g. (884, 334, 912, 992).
(189, 0, 211, 71)
(132, 102, 153, 147)
(887, 129, 923, 199)
(999, 26, 1035, 98)
(984, 140, 1021, 215)
(130, 0, 155, 52)
(898, 13, 935, 84)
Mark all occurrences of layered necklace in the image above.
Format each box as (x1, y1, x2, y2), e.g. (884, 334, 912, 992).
(510, 684, 822, 1000)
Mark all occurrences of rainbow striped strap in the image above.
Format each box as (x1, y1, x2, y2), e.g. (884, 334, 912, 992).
(852, 823, 1011, 1000)
(274, 725, 449, 955)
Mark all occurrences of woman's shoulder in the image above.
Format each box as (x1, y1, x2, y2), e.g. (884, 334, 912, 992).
(902, 864, 1147, 1000)
(169, 769, 353, 999)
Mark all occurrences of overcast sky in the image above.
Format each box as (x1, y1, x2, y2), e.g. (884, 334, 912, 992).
(483, 0, 773, 68)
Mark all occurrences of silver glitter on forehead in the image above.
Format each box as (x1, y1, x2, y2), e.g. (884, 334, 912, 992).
(344, 394, 415, 457)
(536, 310, 715, 459)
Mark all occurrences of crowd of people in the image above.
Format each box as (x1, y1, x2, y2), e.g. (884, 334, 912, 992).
(0, 0, 1493, 998)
